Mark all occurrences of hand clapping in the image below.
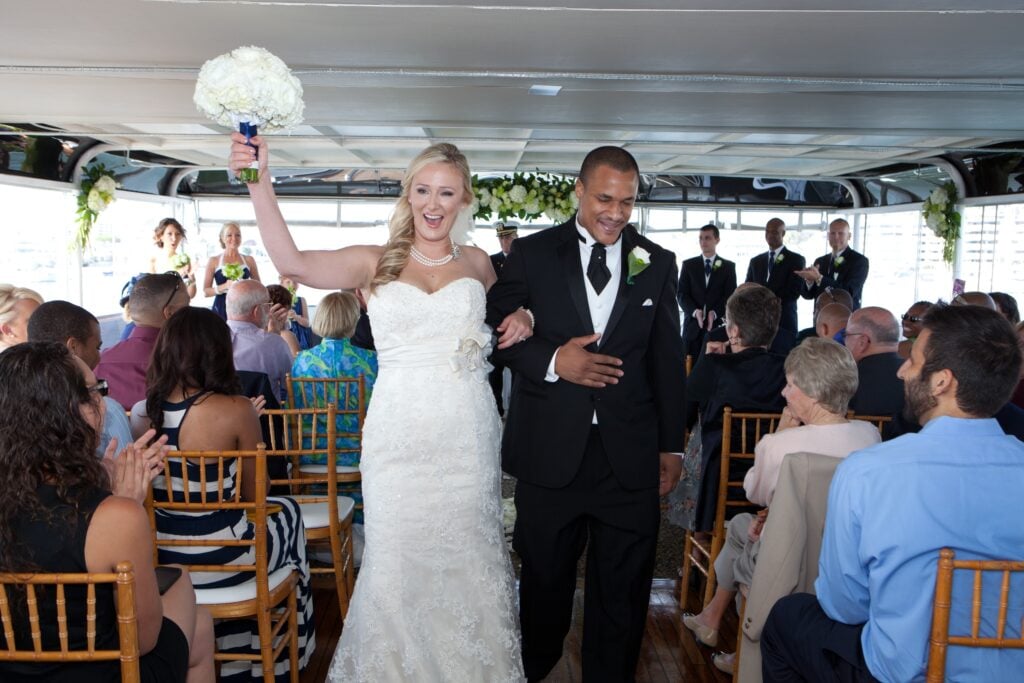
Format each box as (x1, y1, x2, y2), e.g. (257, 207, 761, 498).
(102, 429, 169, 503)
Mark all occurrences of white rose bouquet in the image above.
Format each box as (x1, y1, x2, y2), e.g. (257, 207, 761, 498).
(194, 46, 304, 183)
(74, 164, 119, 249)
(921, 181, 961, 265)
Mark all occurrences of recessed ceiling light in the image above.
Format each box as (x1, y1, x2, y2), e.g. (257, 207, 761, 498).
(529, 85, 562, 97)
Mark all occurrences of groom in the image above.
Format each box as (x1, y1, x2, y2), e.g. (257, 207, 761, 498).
(487, 147, 687, 681)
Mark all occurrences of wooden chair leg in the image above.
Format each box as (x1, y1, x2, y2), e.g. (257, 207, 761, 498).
(704, 533, 723, 607)
(288, 587, 299, 683)
(259, 606, 276, 683)
(328, 524, 351, 618)
(680, 532, 694, 610)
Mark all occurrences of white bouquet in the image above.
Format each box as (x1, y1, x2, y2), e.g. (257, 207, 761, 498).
(193, 46, 304, 182)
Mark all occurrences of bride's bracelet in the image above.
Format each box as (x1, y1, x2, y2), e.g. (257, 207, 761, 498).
(519, 307, 535, 330)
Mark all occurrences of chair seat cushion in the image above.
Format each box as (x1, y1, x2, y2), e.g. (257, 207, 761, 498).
(293, 496, 355, 529)
(194, 566, 294, 605)
(299, 464, 360, 475)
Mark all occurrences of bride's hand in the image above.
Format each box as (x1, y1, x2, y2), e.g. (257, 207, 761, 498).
(495, 308, 533, 350)
(229, 132, 269, 178)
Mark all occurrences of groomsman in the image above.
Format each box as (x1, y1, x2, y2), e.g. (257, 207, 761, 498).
(678, 224, 737, 358)
(798, 218, 869, 310)
(489, 222, 518, 415)
(745, 217, 806, 333)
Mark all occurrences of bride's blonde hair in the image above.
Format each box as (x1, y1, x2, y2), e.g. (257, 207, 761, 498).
(370, 143, 473, 291)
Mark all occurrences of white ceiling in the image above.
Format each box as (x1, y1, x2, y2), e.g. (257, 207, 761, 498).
(2, 0, 1024, 178)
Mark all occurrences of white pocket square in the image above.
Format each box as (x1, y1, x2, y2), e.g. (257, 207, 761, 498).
(642, 298, 654, 307)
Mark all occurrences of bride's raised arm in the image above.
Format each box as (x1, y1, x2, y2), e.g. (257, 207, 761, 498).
(229, 132, 378, 291)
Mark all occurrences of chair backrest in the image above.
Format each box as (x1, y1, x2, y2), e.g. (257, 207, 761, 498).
(145, 447, 271, 600)
(263, 405, 341, 496)
(848, 411, 893, 434)
(716, 407, 782, 536)
(0, 561, 141, 683)
(926, 547, 1024, 682)
(286, 374, 366, 422)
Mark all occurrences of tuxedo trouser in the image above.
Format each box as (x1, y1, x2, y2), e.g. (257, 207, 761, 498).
(514, 427, 660, 682)
(761, 593, 880, 683)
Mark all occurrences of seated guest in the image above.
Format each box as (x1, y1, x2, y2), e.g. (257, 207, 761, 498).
(762, 304, 1024, 682)
(670, 284, 787, 533)
(279, 276, 314, 350)
(0, 342, 214, 682)
(897, 300, 932, 359)
(27, 300, 133, 457)
(96, 273, 189, 408)
(225, 280, 292, 401)
(266, 284, 301, 357)
(990, 291, 1020, 324)
(134, 307, 314, 680)
(682, 338, 879, 673)
(291, 291, 378, 523)
(844, 306, 905, 416)
(953, 290, 996, 309)
(795, 287, 853, 345)
(815, 302, 850, 343)
(0, 284, 43, 351)
(1014, 321, 1024, 410)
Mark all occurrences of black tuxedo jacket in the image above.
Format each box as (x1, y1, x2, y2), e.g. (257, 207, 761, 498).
(745, 247, 806, 332)
(490, 251, 507, 277)
(486, 219, 687, 490)
(848, 351, 905, 417)
(677, 255, 737, 343)
(801, 248, 869, 310)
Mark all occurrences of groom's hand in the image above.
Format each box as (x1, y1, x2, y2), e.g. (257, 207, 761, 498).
(659, 452, 683, 496)
(554, 334, 623, 388)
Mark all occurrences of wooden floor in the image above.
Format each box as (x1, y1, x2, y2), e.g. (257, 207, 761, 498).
(297, 575, 734, 683)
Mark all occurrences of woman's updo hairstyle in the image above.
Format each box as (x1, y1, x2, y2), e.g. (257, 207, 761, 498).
(370, 143, 472, 292)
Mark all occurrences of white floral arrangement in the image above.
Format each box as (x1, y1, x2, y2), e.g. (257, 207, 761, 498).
(921, 181, 962, 265)
(194, 46, 304, 131)
(74, 164, 119, 249)
(171, 253, 191, 269)
(627, 246, 650, 284)
(472, 172, 579, 224)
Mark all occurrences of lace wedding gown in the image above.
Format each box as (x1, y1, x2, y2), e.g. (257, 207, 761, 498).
(329, 278, 524, 682)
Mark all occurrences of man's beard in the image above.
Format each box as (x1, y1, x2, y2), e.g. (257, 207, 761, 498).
(903, 373, 938, 424)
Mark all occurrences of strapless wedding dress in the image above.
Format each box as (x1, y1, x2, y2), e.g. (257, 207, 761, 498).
(328, 278, 524, 682)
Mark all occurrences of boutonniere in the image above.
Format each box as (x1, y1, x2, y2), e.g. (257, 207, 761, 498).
(774, 252, 785, 264)
(834, 255, 845, 267)
(627, 246, 651, 285)
(713, 259, 723, 270)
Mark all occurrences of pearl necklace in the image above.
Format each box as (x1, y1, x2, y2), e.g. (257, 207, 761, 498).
(410, 240, 461, 267)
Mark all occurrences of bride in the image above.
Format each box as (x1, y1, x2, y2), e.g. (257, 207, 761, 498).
(229, 135, 527, 682)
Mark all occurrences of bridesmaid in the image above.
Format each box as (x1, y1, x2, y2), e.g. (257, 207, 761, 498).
(148, 217, 197, 300)
(280, 275, 313, 350)
(203, 221, 260, 319)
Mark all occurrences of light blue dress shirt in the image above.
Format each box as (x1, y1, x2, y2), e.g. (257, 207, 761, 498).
(97, 396, 134, 458)
(816, 416, 1024, 682)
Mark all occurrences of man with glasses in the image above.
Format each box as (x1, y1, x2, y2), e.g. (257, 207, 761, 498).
(96, 272, 190, 408)
(225, 279, 292, 401)
(843, 307, 905, 417)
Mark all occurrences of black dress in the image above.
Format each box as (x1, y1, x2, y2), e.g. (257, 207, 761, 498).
(0, 484, 189, 682)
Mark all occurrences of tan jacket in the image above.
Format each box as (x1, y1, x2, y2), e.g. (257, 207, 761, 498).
(737, 452, 841, 683)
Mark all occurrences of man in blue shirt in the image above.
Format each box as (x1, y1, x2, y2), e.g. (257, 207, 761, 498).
(761, 304, 1024, 682)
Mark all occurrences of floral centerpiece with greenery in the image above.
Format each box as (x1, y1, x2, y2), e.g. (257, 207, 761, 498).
(921, 181, 962, 265)
(472, 172, 578, 224)
(194, 46, 304, 183)
(74, 164, 119, 249)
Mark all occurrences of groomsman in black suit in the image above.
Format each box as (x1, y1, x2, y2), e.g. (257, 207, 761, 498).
(486, 146, 687, 681)
(678, 224, 737, 358)
(798, 218, 870, 309)
(489, 222, 518, 415)
(745, 217, 806, 333)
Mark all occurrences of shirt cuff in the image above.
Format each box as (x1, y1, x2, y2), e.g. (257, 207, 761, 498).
(544, 348, 560, 382)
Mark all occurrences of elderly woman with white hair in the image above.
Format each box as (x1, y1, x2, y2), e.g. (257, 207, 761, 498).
(683, 337, 881, 672)
(0, 284, 44, 351)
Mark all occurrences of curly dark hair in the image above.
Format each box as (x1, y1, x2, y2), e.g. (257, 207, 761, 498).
(266, 284, 293, 310)
(146, 307, 241, 431)
(0, 342, 109, 573)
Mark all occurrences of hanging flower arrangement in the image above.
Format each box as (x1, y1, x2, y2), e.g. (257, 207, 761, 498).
(74, 164, 119, 249)
(472, 172, 578, 224)
(921, 181, 961, 265)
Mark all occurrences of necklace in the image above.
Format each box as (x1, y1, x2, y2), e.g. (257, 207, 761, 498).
(410, 240, 461, 267)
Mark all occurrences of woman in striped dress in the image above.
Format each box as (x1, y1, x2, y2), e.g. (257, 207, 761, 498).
(133, 307, 314, 682)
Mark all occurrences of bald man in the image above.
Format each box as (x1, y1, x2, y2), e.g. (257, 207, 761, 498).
(816, 303, 850, 342)
(953, 291, 997, 309)
(845, 307, 905, 416)
(745, 217, 806, 333)
(797, 219, 870, 310)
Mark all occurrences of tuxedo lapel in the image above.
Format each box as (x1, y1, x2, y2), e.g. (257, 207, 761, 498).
(600, 226, 638, 347)
(558, 225, 594, 335)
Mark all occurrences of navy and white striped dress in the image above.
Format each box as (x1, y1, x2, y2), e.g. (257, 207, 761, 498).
(154, 392, 315, 682)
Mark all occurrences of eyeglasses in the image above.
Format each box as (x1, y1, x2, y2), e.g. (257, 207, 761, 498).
(88, 379, 109, 397)
(902, 314, 923, 323)
(161, 272, 183, 310)
(845, 331, 868, 342)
